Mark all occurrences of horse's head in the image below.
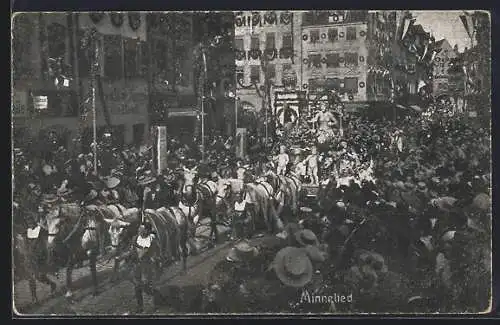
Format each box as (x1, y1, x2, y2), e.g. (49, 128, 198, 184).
(183, 166, 198, 196)
(215, 180, 232, 206)
(44, 205, 63, 247)
(103, 217, 131, 255)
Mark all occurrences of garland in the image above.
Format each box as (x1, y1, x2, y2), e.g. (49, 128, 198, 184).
(128, 12, 141, 30)
(264, 11, 277, 25)
(89, 13, 105, 24)
(252, 12, 261, 27)
(264, 48, 277, 61)
(280, 12, 291, 25)
(109, 13, 124, 27)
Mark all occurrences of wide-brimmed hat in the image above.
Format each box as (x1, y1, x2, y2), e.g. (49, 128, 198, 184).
(273, 246, 313, 288)
(302, 245, 326, 263)
(41, 194, 59, 204)
(471, 193, 490, 211)
(430, 196, 457, 212)
(294, 229, 319, 247)
(137, 175, 156, 186)
(83, 189, 99, 203)
(356, 250, 388, 274)
(106, 177, 121, 189)
(226, 241, 259, 262)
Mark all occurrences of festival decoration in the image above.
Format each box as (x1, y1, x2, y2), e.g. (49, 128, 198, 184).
(252, 12, 261, 27)
(128, 12, 141, 30)
(264, 48, 277, 61)
(235, 15, 244, 27)
(280, 12, 292, 24)
(89, 13, 105, 24)
(302, 34, 308, 41)
(264, 11, 277, 25)
(109, 13, 124, 27)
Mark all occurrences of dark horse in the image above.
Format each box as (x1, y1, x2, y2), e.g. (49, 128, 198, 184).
(44, 203, 105, 299)
(13, 206, 58, 305)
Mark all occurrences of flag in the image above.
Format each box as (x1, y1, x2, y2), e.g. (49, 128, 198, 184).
(460, 12, 475, 40)
(401, 18, 415, 40)
(420, 42, 429, 62)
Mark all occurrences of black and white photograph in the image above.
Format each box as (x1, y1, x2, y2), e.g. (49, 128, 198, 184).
(11, 10, 492, 315)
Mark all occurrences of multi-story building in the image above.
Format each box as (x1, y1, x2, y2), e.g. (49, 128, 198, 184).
(12, 12, 150, 152)
(298, 10, 372, 109)
(431, 39, 457, 98)
(234, 11, 300, 120)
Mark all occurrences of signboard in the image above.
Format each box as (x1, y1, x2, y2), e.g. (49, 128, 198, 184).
(235, 128, 247, 159)
(274, 91, 306, 126)
(33, 95, 48, 110)
(155, 126, 168, 174)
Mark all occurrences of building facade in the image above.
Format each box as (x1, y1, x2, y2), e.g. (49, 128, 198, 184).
(431, 39, 457, 98)
(12, 12, 150, 152)
(234, 11, 300, 117)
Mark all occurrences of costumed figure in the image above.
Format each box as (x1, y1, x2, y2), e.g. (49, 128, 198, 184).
(303, 146, 319, 185)
(274, 145, 289, 176)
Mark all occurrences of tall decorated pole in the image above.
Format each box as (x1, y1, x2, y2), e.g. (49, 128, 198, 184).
(201, 49, 207, 162)
(91, 30, 99, 174)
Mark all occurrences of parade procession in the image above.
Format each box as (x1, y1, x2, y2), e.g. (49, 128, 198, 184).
(12, 11, 492, 315)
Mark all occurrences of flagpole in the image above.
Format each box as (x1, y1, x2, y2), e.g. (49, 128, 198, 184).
(201, 49, 207, 162)
(92, 35, 98, 175)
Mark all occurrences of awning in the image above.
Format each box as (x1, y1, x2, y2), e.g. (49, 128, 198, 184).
(410, 105, 422, 112)
(167, 107, 206, 117)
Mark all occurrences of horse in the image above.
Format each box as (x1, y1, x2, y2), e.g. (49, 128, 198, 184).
(44, 202, 106, 299)
(264, 170, 302, 219)
(242, 177, 283, 234)
(95, 205, 141, 281)
(13, 206, 58, 304)
(182, 166, 218, 243)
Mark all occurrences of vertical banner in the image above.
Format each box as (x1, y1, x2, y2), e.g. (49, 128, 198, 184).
(235, 128, 247, 159)
(156, 126, 168, 175)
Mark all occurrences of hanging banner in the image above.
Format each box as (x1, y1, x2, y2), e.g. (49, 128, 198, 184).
(274, 91, 306, 127)
(33, 96, 48, 110)
(156, 126, 168, 174)
(235, 128, 247, 159)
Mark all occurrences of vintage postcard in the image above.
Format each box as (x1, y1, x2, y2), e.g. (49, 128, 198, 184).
(12, 10, 492, 315)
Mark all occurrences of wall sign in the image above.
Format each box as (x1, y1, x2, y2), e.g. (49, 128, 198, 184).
(33, 95, 48, 110)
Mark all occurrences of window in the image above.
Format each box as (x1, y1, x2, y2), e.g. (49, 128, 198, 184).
(282, 34, 292, 48)
(345, 52, 358, 66)
(326, 53, 340, 68)
(235, 38, 244, 51)
(266, 33, 276, 49)
(328, 28, 338, 42)
(251, 36, 260, 50)
(344, 77, 358, 93)
(124, 38, 139, 78)
(250, 65, 260, 83)
(236, 67, 244, 84)
(266, 64, 276, 79)
(308, 54, 321, 68)
(325, 78, 341, 90)
(302, 12, 314, 26)
(346, 27, 357, 41)
(47, 23, 66, 59)
(104, 35, 123, 79)
(310, 30, 320, 43)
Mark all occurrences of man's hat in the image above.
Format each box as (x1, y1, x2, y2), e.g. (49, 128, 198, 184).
(137, 174, 155, 186)
(294, 229, 319, 247)
(41, 194, 59, 205)
(226, 241, 259, 262)
(106, 177, 121, 189)
(417, 182, 427, 191)
(299, 207, 312, 214)
(83, 190, 99, 203)
(302, 245, 326, 263)
(272, 246, 313, 288)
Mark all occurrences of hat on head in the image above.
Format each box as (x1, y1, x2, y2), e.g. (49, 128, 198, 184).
(357, 250, 388, 273)
(273, 246, 313, 288)
(417, 182, 427, 190)
(294, 229, 319, 247)
(106, 177, 121, 189)
(302, 245, 326, 263)
(226, 241, 259, 262)
(300, 206, 312, 214)
(83, 189, 99, 203)
(42, 194, 59, 205)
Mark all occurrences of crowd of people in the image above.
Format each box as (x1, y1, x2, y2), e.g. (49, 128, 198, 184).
(13, 100, 491, 313)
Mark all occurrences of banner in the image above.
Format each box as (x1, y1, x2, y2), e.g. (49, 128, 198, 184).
(274, 91, 306, 127)
(156, 126, 168, 174)
(235, 128, 247, 159)
(33, 95, 48, 110)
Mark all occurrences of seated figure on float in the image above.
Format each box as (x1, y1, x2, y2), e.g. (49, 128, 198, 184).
(310, 102, 340, 145)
